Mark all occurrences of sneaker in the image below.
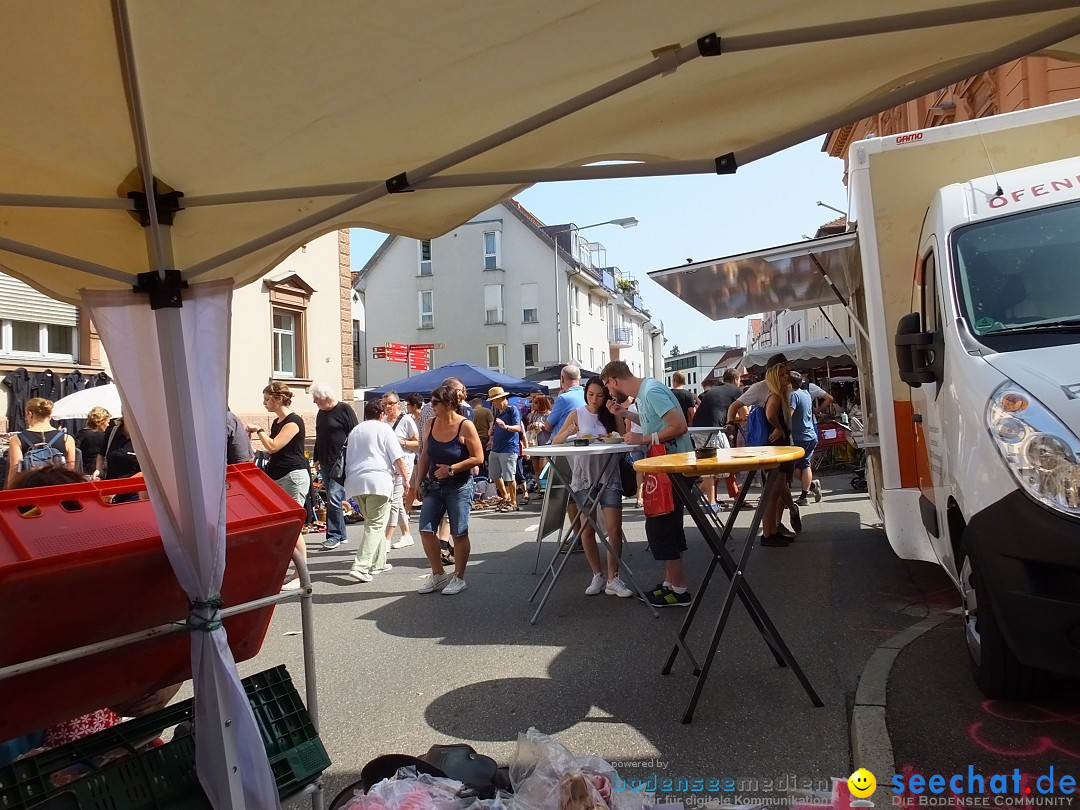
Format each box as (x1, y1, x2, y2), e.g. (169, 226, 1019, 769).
(789, 502, 802, 533)
(418, 572, 452, 594)
(605, 577, 633, 598)
(280, 577, 303, 591)
(642, 585, 692, 607)
(811, 480, 822, 503)
(585, 573, 606, 596)
(390, 536, 414, 550)
(348, 569, 373, 583)
(442, 575, 467, 595)
(795, 494, 809, 507)
(760, 534, 792, 547)
(776, 523, 797, 538)
(371, 563, 393, 574)
(321, 537, 346, 550)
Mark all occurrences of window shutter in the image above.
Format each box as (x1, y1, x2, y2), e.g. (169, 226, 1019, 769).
(0, 273, 78, 327)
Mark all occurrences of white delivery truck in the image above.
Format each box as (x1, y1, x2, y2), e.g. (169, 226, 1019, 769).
(850, 99, 1080, 697)
(649, 98, 1080, 698)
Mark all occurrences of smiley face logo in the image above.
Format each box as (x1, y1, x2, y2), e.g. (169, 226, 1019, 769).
(848, 769, 877, 799)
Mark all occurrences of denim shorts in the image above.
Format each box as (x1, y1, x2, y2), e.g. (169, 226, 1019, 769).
(793, 438, 818, 470)
(419, 478, 475, 537)
(572, 485, 624, 510)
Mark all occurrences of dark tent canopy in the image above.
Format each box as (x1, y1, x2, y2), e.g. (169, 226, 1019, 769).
(366, 361, 536, 401)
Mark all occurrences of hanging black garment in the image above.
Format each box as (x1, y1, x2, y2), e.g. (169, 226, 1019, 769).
(2, 367, 31, 432)
(30, 369, 62, 402)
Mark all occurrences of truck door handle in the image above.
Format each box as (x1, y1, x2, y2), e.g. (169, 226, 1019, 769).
(913, 413, 923, 423)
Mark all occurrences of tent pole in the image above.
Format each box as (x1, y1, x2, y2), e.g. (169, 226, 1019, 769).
(0, 236, 134, 285)
(736, 14, 1080, 168)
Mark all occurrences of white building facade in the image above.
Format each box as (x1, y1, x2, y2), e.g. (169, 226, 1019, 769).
(663, 345, 738, 397)
(354, 201, 663, 387)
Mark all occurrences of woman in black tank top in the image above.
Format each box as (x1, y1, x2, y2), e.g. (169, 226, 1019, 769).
(407, 385, 485, 596)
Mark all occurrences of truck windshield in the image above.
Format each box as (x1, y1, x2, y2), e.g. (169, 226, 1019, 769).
(953, 200, 1080, 336)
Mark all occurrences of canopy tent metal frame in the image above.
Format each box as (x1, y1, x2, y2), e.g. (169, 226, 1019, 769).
(1, 2, 1079, 288)
(5, 2, 1080, 808)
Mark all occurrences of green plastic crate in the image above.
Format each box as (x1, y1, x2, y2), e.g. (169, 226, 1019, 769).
(0, 665, 329, 810)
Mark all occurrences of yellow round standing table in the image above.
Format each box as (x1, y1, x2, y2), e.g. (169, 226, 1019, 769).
(634, 444, 823, 723)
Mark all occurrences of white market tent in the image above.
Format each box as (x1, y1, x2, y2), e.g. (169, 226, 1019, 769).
(3, 3, 1080, 807)
(741, 338, 858, 370)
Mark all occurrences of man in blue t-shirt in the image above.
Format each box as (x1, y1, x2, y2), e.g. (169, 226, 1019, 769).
(789, 372, 822, 506)
(487, 386, 523, 510)
(542, 365, 585, 438)
(602, 360, 692, 608)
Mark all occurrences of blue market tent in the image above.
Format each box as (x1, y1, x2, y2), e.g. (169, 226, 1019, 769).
(366, 361, 537, 401)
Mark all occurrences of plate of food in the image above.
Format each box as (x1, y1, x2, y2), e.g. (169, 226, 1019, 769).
(602, 432, 622, 444)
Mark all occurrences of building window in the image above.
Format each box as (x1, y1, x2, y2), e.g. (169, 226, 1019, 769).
(573, 288, 581, 325)
(589, 347, 595, 369)
(419, 290, 434, 329)
(600, 303, 605, 321)
(575, 342, 582, 362)
(272, 309, 300, 377)
(601, 351, 606, 367)
(264, 273, 314, 379)
(521, 283, 538, 323)
(487, 343, 504, 373)
(1, 320, 77, 360)
(484, 284, 503, 324)
(588, 297, 594, 317)
(636, 324, 642, 350)
(484, 231, 500, 270)
(418, 240, 432, 276)
(786, 323, 802, 344)
(524, 343, 539, 374)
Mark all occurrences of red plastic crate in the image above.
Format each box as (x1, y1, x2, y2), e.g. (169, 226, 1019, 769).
(0, 463, 305, 741)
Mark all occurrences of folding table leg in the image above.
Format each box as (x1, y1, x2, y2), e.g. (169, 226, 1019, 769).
(680, 469, 822, 723)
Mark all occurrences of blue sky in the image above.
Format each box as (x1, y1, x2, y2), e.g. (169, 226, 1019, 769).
(350, 138, 847, 354)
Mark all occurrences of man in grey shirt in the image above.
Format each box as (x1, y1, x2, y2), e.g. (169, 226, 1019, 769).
(226, 409, 254, 464)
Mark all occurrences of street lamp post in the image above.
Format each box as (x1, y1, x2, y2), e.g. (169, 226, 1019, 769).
(550, 217, 638, 365)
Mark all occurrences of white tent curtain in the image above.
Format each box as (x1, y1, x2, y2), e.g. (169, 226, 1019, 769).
(82, 281, 279, 810)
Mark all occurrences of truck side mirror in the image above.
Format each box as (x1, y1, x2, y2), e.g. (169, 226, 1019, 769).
(895, 312, 936, 387)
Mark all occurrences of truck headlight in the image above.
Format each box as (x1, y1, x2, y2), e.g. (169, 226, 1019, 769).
(987, 383, 1080, 517)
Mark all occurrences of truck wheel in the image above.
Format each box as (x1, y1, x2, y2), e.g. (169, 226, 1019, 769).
(959, 552, 1036, 699)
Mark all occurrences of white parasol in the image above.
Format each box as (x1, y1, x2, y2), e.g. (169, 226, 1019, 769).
(49, 383, 122, 421)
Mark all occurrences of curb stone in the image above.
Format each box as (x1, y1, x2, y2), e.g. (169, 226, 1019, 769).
(850, 608, 961, 777)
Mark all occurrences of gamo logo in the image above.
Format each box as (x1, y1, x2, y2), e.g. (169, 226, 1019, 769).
(896, 132, 924, 144)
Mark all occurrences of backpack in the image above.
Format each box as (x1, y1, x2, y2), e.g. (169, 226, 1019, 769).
(744, 406, 770, 447)
(17, 430, 67, 472)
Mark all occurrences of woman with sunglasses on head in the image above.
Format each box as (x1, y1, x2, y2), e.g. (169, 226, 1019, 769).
(552, 376, 631, 598)
(406, 384, 484, 596)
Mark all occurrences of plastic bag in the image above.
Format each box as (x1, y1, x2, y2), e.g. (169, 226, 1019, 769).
(641, 444, 674, 518)
(510, 728, 645, 810)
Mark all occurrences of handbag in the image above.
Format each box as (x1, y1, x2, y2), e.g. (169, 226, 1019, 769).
(641, 442, 675, 517)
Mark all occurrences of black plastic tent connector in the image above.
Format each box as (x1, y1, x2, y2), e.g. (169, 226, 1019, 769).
(133, 269, 188, 309)
(714, 153, 737, 174)
(697, 33, 722, 57)
(127, 189, 184, 227)
(386, 172, 412, 193)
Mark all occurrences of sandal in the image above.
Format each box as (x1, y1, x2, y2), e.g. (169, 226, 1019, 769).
(520, 495, 530, 506)
(440, 550, 454, 565)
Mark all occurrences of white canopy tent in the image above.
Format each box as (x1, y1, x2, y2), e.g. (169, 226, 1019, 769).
(3, 3, 1080, 807)
(740, 338, 858, 370)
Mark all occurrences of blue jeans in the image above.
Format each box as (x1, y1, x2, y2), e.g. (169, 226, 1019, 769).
(419, 478, 475, 538)
(325, 477, 347, 543)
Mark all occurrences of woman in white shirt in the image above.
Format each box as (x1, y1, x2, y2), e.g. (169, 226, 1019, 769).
(343, 399, 408, 583)
(552, 376, 631, 598)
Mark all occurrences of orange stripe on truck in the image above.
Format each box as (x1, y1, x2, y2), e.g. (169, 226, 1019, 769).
(893, 400, 920, 489)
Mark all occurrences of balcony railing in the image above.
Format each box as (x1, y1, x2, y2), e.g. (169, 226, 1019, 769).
(609, 326, 632, 347)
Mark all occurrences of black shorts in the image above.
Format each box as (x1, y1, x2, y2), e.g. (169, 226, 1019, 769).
(644, 498, 686, 561)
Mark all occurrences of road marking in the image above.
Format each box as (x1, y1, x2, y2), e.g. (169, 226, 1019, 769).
(525, 523, 539, 532)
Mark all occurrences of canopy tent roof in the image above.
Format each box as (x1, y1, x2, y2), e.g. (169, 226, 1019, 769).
(3, 3, 1080, 304)
(367, 362, 535, 400)
(740, 338, 857, 370)
(648, 232, 861, 322)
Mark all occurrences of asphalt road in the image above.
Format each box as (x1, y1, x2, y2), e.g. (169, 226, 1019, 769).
(220, 471, 968, 808)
